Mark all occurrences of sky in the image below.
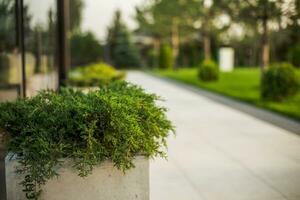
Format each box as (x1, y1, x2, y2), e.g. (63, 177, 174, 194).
(81, 0, 144, 42)
(25, 0, 56, 27)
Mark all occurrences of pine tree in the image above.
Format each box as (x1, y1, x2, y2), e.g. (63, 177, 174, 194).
(107, 10, 141, 68)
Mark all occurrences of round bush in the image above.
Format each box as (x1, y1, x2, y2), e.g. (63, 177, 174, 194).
(68, 63, 126, 87)
(159, 44, 173, 70)
(198, 60, 219, 81)
(261, 63, 299, 101)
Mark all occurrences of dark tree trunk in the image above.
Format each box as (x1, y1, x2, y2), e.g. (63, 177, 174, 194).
(261, 2, 269, 71)
(153, 37, 161, 68)
(34, 29, 42, 74)
(171, 23, 179, 68)
(202, 13, 211, 61)
(203, 34, 211, 61)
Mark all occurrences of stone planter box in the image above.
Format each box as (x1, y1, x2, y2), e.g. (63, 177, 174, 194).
(6, 156, 149, 200)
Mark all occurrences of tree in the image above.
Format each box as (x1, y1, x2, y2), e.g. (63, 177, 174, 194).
(107, 10, 141, 68)
(286, 0, 300, 67)
(0, 0, 15, 52)
(70, 32, 103, 67)
(135, 0, 189, 67)
(134, 5, 162, 67)
(69, 0, 84, 33)
(135, 0, 228, 66)
(47, 8, 56, 69)
(0, 0, 14, 83)
(33, 26, 42, 73)
(228, 0, 284, 70)
(151, 0, 182, 64)
(184, 0, 229, 61)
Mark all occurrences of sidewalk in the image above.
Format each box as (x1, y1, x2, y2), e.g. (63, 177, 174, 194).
(127, 71, 300, 200)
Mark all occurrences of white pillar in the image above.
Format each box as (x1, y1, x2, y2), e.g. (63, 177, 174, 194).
(219, 47, 234, 72)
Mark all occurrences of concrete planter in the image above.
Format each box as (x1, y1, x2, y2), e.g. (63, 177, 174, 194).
(6, 156, 149, 200)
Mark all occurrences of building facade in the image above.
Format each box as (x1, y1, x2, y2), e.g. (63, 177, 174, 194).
(0, 0, 69, 100)
(0, 0, 69, 199)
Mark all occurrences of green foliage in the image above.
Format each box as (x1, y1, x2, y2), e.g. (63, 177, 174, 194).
(135, 0, 200, 40)
(261, 63, 299, 101)
(159, 44, 173, 69)
(112, 30, 141, 68)
(198, 60, 219, 81)
(289, 44, 300, 68)
(107, 10, 141, 68)
(68, 63, 125, 87)
(0, 81, 174, 199)
(70, 32, 103, 67)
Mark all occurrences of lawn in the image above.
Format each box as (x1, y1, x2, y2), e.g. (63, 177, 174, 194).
(153, 68, 300, 121)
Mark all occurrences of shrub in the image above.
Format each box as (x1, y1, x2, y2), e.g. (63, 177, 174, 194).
(198, 60, 219, 81)
(261, 62, 299, 101)
(159, 44, 173, 70)
(0, 81, 174, 199)
(68, 63, 126, 87)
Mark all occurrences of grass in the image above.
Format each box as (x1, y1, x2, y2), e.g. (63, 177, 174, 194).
(153, 67, 300, 121)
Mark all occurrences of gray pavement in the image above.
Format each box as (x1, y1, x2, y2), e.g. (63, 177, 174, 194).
(127, 71, 300, 200)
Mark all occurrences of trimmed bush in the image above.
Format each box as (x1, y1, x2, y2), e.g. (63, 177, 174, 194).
(68, 63, 126, 87)
(198, 60, 219, 81)
(261, 62, 299, 101)
(0, 81, 174, 199)
(159, 44, 173, 69)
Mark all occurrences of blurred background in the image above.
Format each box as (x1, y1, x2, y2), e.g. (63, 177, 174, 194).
(1, 1, 300, 200)
(0, 0, 299, 118)
(69, 0, 300, 69)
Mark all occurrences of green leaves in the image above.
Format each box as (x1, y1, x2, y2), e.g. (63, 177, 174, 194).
(0, 81, 174, 199)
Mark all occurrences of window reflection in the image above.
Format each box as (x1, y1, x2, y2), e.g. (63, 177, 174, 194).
(23, 0, 58, 96)
(0, 0, 21, 101)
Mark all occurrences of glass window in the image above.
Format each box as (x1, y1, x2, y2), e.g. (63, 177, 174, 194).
(0, 0, 21, 101)
(23, 0, 58, 96)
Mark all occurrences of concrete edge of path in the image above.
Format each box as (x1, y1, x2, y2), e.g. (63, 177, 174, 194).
(147, 73, 300, 136)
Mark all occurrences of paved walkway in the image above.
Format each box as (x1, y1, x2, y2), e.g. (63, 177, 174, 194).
(127, 71, 300, 200)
